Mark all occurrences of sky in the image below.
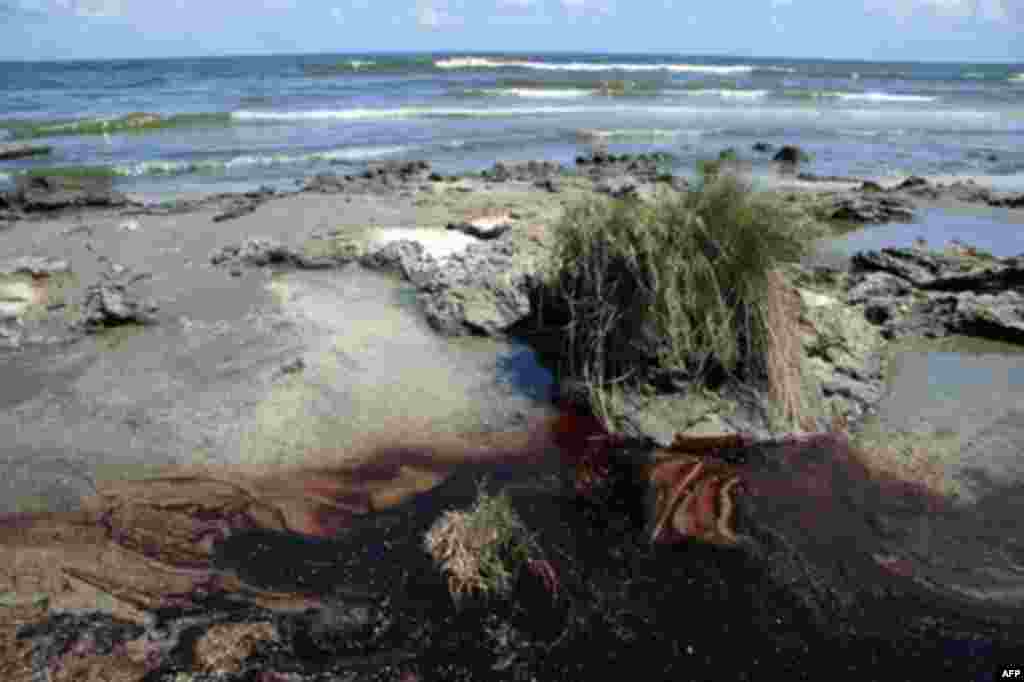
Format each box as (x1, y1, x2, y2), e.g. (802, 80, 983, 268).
(0, 0, 1021, 62)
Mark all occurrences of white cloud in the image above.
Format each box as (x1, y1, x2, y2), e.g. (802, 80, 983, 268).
(48, 0, 124, 16)
(415, 0, 464, 29)
(561, 0, 614, 17)
(865, 0, 1021, 23)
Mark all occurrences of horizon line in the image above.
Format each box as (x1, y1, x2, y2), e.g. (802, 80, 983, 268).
(0, 49, 1021, 67)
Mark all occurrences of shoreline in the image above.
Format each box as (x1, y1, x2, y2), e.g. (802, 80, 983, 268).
(3, 156, 1024, 679)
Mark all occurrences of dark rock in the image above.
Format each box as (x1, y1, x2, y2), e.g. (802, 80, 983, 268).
(210, 238, 345, 270)
(827, 195, 915, 223)
(415, 237, 542, 336)
(752, 142, 774, 153)
(773, 145, 810, 164)
(280, 358, 306, 375)
(860, 181, 885, 193)
(988, 193, 1024, 209)
(12, 175, 128, 212)
(821, 372, 884, 406)
(594, 176, 638, 200)
(359, 240, 438, 288)
(895, 176, 928, 190)
(797, 173, 862, 183)
(0, 256, 71, 278)
(305, 173, 347, 194)
(890, 176, 941, 199)
(947, 181, 993, 204)
(852, 248, 1024, 291)
(77, 269, 159, 330)
(950, 291, 1024, 342)
(212, 201, 258, 223)
(305, 162, 432, 196)
(846, 272, 914, 304)
(447, 219, 512, 240)
(428, 172, 444, 182)
(577, 152, 669, 184)
(534, 178, 560, 193)
(482, 160, 561, 183)
(0, 142, 52, 160)
(863, 301, 895, 325)
(846, 248, 1024, 342)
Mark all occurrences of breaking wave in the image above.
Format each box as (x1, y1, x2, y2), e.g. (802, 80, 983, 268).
(113, 145, 414, 177)
(434, 57, 761, 75)
(667, 89, 769, 99)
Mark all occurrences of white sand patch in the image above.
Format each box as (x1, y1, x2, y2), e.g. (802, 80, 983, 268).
(368, 227, 479, 261)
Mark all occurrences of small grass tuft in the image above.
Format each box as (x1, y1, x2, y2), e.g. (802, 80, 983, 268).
(423, 479, 543, 605)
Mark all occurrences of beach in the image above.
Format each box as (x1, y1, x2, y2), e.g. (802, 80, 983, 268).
(3, 51, 1024, 681)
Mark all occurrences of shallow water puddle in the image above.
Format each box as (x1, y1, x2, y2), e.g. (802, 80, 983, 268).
(815, 205, 1024, 261)
(240, 266, 554, 467)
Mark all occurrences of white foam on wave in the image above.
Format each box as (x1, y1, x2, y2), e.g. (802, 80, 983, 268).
(668, 89, 769, 99)
(435, 57, 521, 69)
(435, 57, 756, 75)
(233, 107, 593, 121)
(577, 127, 691, 140)
(483, 88, 593, 99)
(115, 145, 413, 177)
(1010, 73, 1024, 83)
(231, 105, 1013, 134)
(836, 92, 938, 103)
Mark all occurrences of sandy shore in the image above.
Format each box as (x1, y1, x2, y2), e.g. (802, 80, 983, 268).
(2, 167, 1023, 512)
(0, 175, 599, 513)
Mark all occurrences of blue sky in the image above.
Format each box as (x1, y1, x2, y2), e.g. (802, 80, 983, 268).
(0, 0, 1021, 62)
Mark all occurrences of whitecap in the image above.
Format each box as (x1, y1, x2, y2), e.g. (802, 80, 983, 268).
(667, 89, 769, 99)
(482, 88, 594, 99)
(835, 92, 938, 103)
(434, 57, 755, 75)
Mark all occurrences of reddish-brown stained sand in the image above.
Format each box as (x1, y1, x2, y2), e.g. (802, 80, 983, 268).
(1, 406, 1022, 680)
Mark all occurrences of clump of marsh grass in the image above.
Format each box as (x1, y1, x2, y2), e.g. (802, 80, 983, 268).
(423, 479, 545, 605)
(536, 174, 820, 430)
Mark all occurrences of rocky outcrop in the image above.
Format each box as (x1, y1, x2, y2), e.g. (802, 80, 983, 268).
(851, 248, 1024, 291)
(481, 160, 562, 183)
(0, 143, 52, 160)
(7, 174, 129, 212)
(899, 178, 1024, 209)
(848, 247, 1024, 342)
(575, 152, 675, 183)
(447, 214, 513, 240)
(796, 288, 886, 420)
(209, 237, 349, 270)
(304, 160, 433, 195)
(824, 194, 915, 223)
(412, 234, 546, 336)
(772, 145, 810, 164)
(358, 239, 438, 287)
(76, 268, 159, 330)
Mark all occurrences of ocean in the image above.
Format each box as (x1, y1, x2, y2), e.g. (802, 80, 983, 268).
(1, 52, 1023, 197)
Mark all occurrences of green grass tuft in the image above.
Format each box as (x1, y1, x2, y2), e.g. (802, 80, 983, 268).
(535, 175, 821, 427)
